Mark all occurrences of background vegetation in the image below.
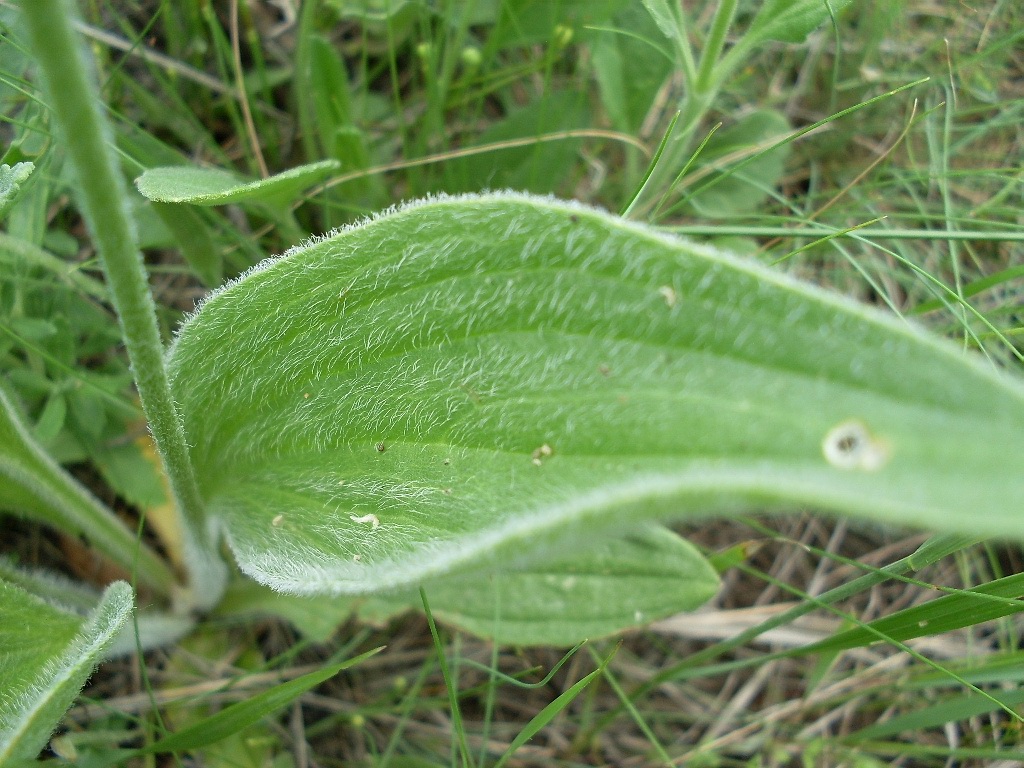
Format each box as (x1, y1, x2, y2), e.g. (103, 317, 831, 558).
(1, 0, 1022, 765)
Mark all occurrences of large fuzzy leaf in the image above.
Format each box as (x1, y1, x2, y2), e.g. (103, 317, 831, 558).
(167, 192, 1024, 600)
(0, 580, 133, 764)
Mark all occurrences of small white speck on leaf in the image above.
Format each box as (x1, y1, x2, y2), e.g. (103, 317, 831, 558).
(658, 285, 678, 308)
(376, 441, 387, 452)
(350, 513, 380, 530)
(353, 554, 362, 562)
(271, 514, 284, 527)
(531, 443, 554, 466)
(822, 419, 889, 471)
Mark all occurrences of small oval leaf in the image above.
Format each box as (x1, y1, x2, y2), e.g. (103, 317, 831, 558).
(135, 160, 340, 206)
(167, 193, 1024, 596)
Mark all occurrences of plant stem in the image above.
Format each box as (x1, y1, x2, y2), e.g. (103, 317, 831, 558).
(19, 0, 225, 610)
(694, 0, 738, 93)
(635, 0, 743, 218)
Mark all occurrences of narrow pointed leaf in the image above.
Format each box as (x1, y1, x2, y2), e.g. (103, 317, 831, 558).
(802, 572, 1024, 655)
(0, 383, 176, 595)
(167, 193, 1024, 597)
(0, 558, 193, 657)
(135, 159, 340, 206)
(493, 653, 611, 768)
(0, 580, 133, 764)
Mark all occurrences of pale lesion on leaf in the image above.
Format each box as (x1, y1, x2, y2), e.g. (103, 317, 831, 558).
(531, 443, 554, 466)
(822, 419, 890, 471)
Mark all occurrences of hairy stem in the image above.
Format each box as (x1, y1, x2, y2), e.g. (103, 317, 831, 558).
(19, 0, 225, 609)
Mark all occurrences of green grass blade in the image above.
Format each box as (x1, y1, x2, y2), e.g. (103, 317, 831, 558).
(849, 687, 1024, 742)
(135, 646, 384, 755)
(492, 645, 615, 768)
(802, 572, 1024, 655)
(419, 588, 471, 768)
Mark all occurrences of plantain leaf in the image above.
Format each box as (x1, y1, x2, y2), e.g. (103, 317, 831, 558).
(365, 524, 720, 645)
(0, 580, 133, 764)
(0, 558, 192, 658)
(134, 159, 340, 206)
(721, 0, 853, 81)
(167, 192, 1024, 605)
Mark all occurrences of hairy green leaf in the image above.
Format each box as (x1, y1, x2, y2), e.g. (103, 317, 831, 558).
(0, 161, 34, 218)
(135, 160, 340, 206)
(219, 525, 718, 645)
(0, 559, 192, 658)
(0, 580, 133, 764)
(167, 192, 1024, 602)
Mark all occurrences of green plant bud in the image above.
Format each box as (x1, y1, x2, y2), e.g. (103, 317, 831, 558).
(553, 24, 573, 48)
(460, 45, 482, 69)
